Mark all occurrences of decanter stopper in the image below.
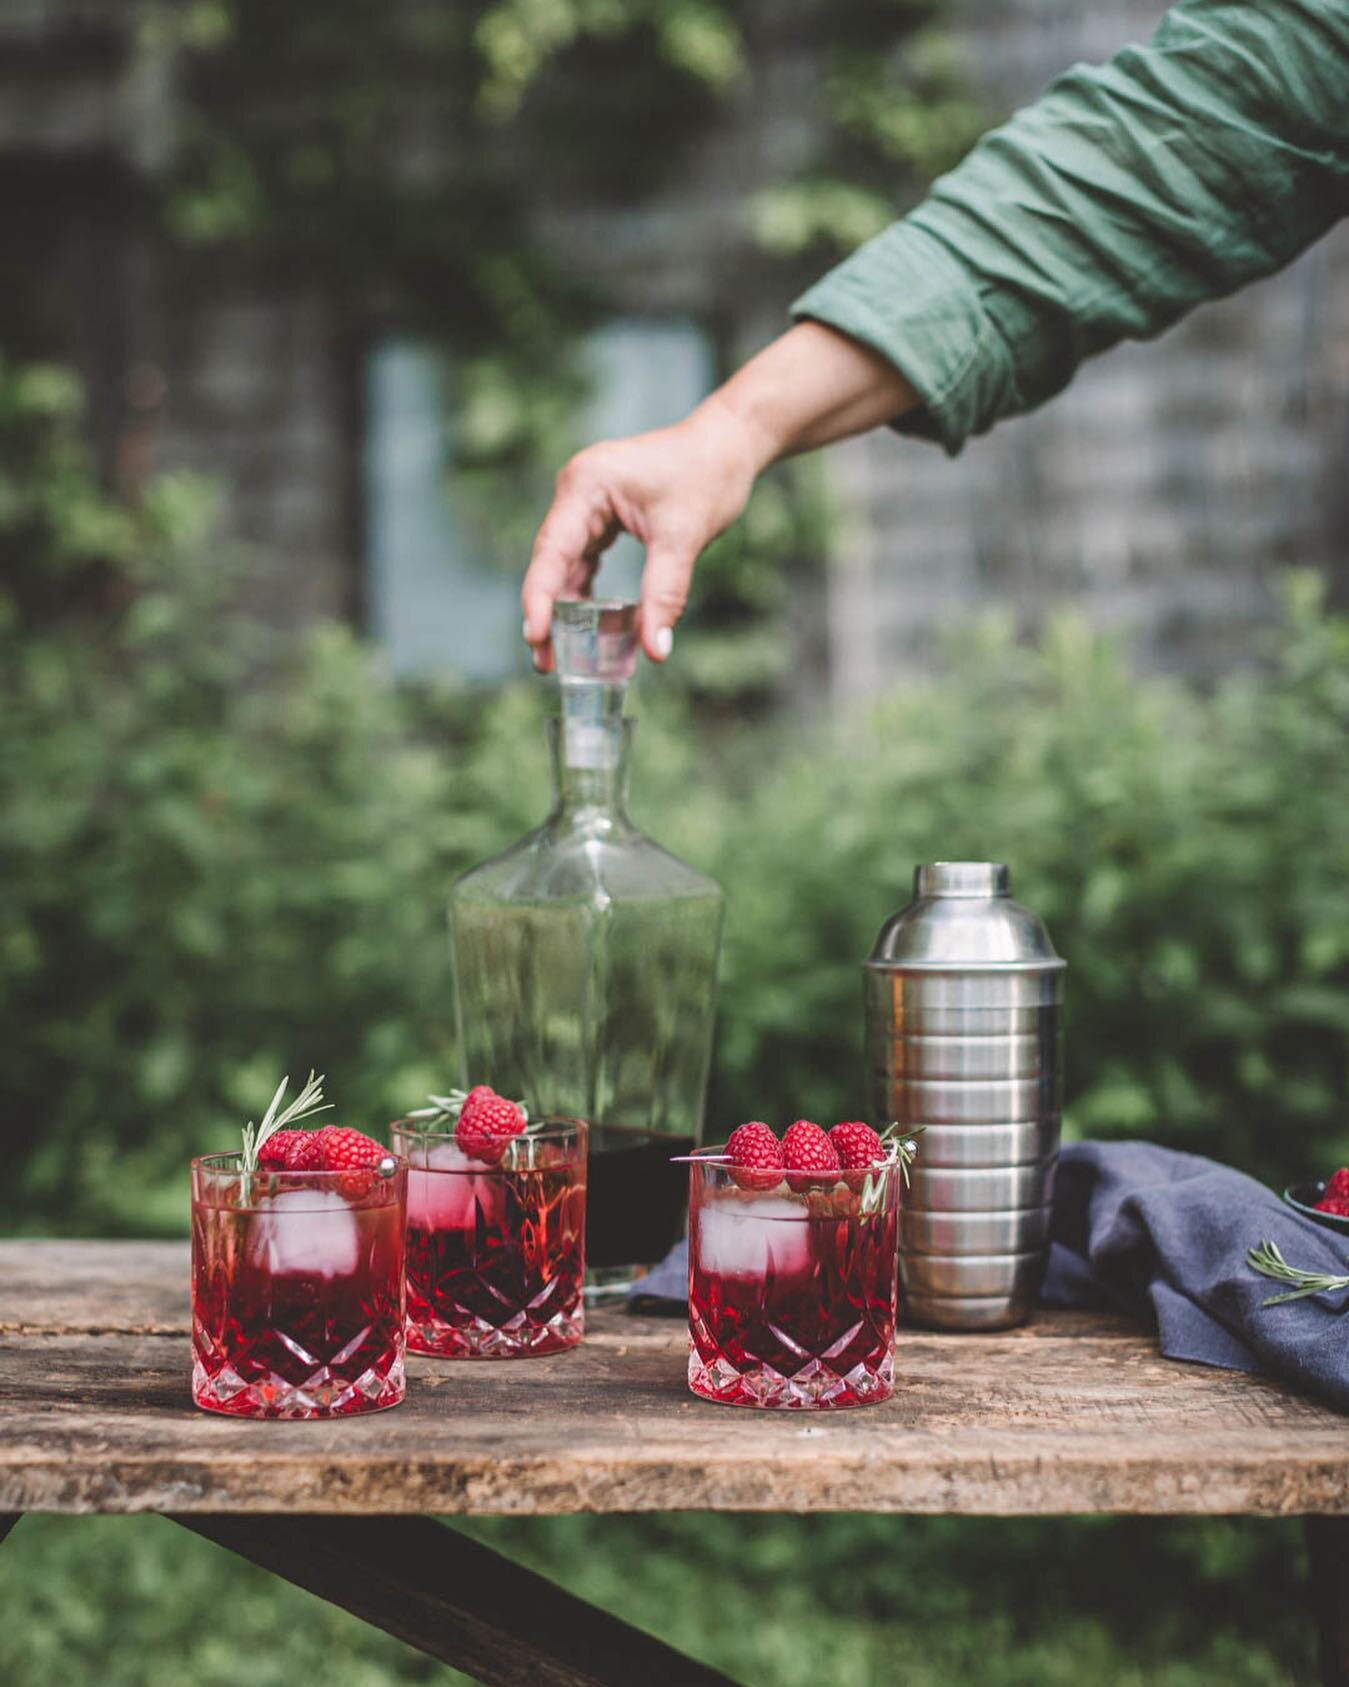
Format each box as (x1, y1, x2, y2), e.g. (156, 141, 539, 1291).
(551, 598, 640, 688)
(551, 599, 639, 770)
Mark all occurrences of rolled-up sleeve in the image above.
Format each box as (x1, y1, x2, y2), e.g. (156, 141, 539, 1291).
(791, 0, 1349, 454)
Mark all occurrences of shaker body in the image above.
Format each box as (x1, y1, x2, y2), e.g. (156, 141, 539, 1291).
(864, 862, 1065, 1331)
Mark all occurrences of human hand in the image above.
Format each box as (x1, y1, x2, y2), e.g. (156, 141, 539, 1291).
(522, 323, 918, 669)
(521, 393, 766, 671)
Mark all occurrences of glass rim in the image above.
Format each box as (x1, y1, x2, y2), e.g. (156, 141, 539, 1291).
(190, 1152, 406, 1212)
(695, 1141, 901, 1168)
(691, 1144, 904, 1187)
(191, 1151, 406, 1178)
(388, 1115, 587, 1146)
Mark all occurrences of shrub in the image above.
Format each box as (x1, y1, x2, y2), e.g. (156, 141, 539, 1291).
(3, 360, 1345, 1230)
(707, 583, 1349, 1187)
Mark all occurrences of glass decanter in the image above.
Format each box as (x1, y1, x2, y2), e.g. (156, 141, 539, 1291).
(449, 599, 724, 1284)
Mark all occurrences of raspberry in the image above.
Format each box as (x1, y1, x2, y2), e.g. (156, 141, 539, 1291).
(781, 1119, 840, 1188)
(287, 1131, 324, 1171)
(1315, 1193, 1349, 1218)
(456, 1085, 527, 1165)
(257, 1129, 312, 1171)
(725, 1121, 784, 1190)
(829, 1120, 884, 1171)
(314, 1125, 387, 1198)
(1322, 1167, 1349, 1203)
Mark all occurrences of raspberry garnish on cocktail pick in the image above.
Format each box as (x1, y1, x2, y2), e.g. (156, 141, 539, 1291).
(313, 1125, 394, 1198)
(287, 1131, 325, 1170)
(781, 1120, 840, 1189)
(830, 1121, 923, 1177)
(725, 1121, 785, 1190)
(240, 1071, 332, 1176)
(829, 1120, 883, 1170)
(256, 1128, 315, 1171)
(856, 1123, 924, 1215)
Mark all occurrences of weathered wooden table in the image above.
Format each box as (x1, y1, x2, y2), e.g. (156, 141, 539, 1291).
(2, 1241, 1346, 1686)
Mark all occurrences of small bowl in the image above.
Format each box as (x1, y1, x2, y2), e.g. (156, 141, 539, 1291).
(1283, 1181, 1349, 1237)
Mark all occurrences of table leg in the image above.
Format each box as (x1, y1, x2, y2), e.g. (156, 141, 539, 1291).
(0, 1514, 22, 1547)
(1308, 1516, 1349, 1687)
(168, 1514, 741, 1687)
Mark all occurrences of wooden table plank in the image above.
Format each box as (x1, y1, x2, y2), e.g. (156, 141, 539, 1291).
(2, 1242, 1346, 1519)
(0, 1240, 186, 1335)
(173, 1514, 741, 1687)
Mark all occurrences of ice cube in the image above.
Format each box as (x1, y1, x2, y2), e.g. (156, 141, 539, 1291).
(248, 1188, 359, 1278)
(697, 1196, 812, 1279)
(407, 1142, 497, 1231)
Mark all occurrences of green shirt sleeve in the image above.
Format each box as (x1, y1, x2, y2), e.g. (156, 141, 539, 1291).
(791, 0, 1349, 454)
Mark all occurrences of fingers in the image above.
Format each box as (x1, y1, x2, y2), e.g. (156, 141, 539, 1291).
(639, 541, 695, 663)
(524, 437, 704, 671)
(522, 463, 615, 670)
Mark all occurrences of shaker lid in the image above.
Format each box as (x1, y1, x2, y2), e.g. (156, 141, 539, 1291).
(866, 862, 1065, 972)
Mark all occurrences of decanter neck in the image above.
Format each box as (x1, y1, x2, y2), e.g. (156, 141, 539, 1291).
(548, 711, 634, 822)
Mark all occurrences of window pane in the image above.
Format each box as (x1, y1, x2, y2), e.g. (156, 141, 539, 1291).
(364, 319, 713, 678)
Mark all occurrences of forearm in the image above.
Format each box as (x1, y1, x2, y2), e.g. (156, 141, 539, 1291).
(795, 0, 1349, 453)
(704, 322, 920, 472)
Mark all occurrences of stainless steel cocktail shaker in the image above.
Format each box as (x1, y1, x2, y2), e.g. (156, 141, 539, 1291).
(864, 862, 1065, 1331)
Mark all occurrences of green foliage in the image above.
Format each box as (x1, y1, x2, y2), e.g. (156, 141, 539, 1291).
(710, 587, 1349, 1183)
(3, 360, 1346, 1233)
(0, 360, 488, 1229)
(141, 0, 981, 708)
(0, 1512, 1314, 1685)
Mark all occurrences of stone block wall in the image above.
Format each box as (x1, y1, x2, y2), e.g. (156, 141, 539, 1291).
(819, 0, 1349, 700)
(6, 0, 1344, 695)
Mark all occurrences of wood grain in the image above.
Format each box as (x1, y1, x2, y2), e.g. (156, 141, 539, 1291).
(0, 1240, 187, 1334)
(1, 1243, 1346, 1519)
(173, 1514, 740, 1687)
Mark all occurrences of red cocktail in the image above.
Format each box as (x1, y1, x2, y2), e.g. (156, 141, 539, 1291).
(191, 1154, 407, 1418)
(688, 1150, 900, 1408)
(392, 1117, 586, 1358)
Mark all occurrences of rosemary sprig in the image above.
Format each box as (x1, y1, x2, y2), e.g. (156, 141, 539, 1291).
(861, 1123, 924, 1217)
(240, 1070, 331, 1175)
(1247, 1239, 1349, 1306)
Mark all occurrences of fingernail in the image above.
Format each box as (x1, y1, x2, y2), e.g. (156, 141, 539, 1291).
(654, 626, 674, 660)
(522, 618, 532, 643)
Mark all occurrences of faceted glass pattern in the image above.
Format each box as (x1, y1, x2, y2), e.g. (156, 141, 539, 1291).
(191, 1155, 407, 1419)
(687, 1152, 899, 1409)
(392, 1120, 586, 1359)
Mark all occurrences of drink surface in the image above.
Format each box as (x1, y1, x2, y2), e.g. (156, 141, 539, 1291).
(191, 1171, 406, 1419)
(688, 1178, 899, 1410)
(585, 1124, 694, 1271)
(399, 1137, 586, 1358)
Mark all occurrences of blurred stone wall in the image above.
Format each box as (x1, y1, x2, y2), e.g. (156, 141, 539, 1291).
(821, 0, 1349, 700)
(5, 0, 1344, 683)
(0, 3, 360, 634)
